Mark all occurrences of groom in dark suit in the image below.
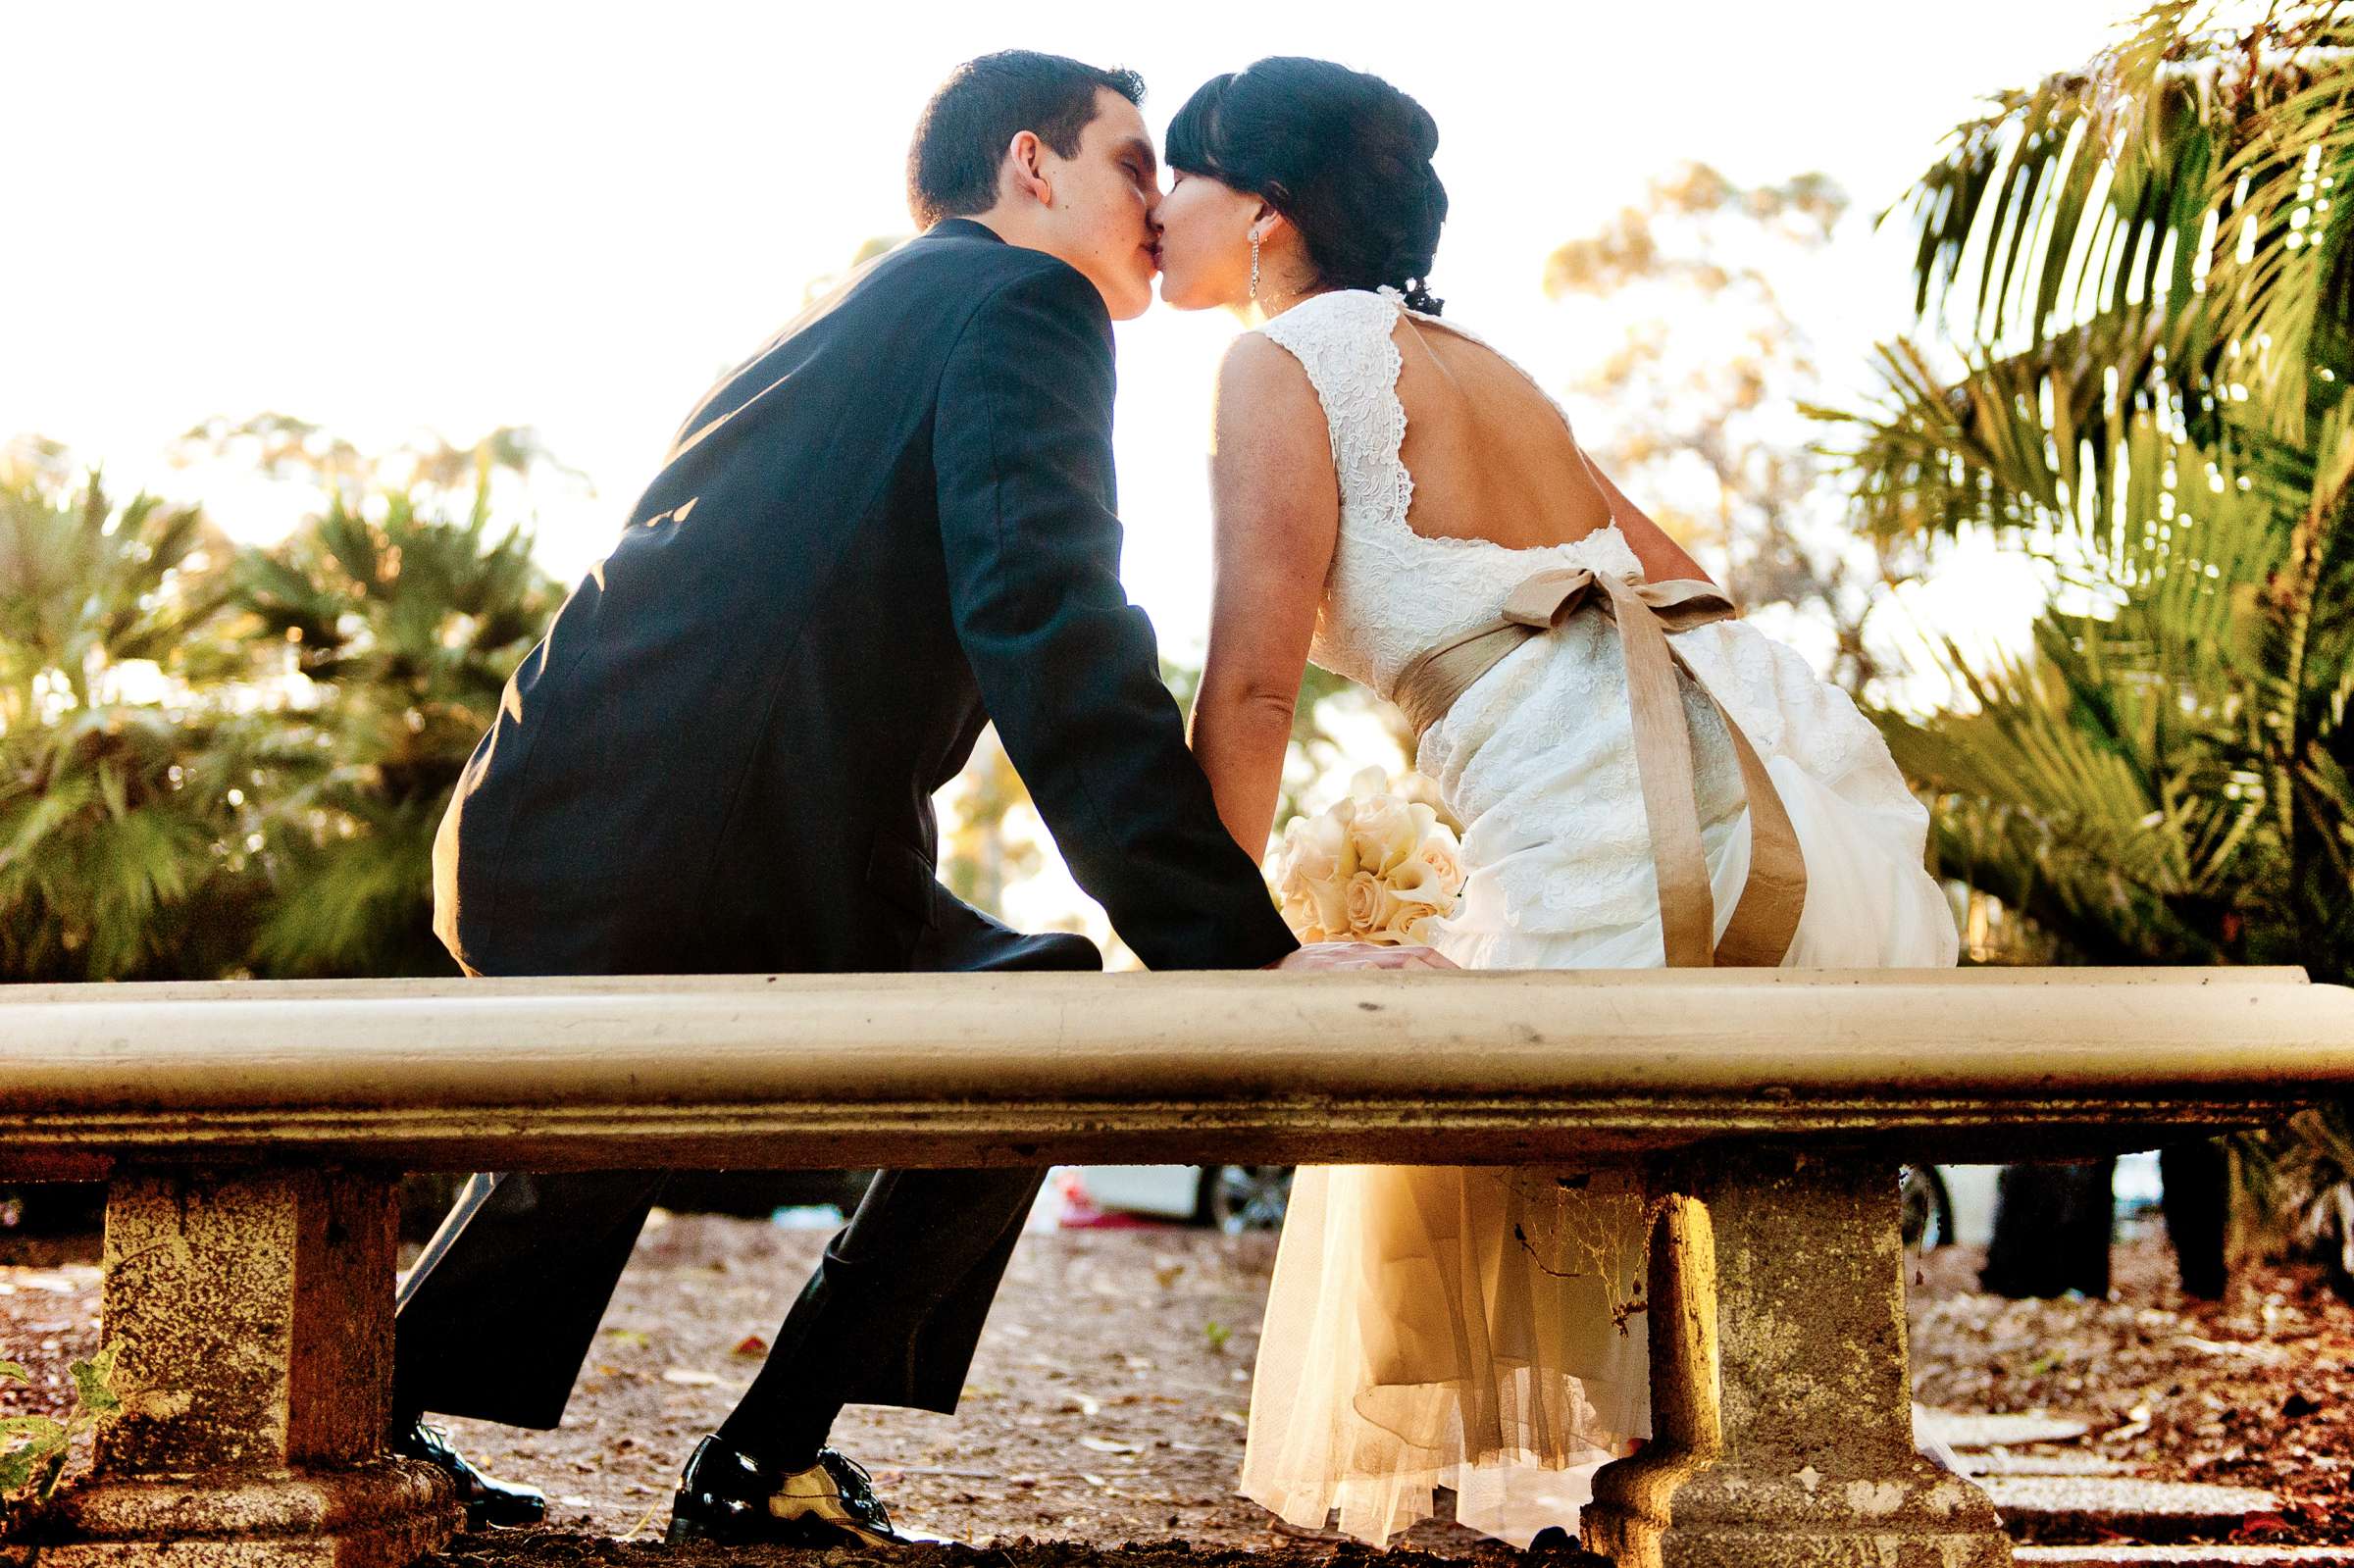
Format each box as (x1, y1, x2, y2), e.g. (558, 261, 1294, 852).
(396, 50, 1443, 1547)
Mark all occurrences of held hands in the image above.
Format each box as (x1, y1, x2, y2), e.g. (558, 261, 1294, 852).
(1266, 940, 1458, 973)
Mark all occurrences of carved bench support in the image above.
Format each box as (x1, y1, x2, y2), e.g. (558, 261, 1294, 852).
(25, 1168, 457, 1566)
(1582, 1149, 2010, 1568)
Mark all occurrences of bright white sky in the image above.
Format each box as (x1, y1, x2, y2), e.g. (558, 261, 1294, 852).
(10, 0, 2135, 662)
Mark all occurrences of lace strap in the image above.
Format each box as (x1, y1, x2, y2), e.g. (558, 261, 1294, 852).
(1259, 290, 1623, 567)
(1254, 292, 1415, 535)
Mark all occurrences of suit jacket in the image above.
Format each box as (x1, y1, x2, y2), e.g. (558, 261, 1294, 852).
(432, 219, 1299, 979)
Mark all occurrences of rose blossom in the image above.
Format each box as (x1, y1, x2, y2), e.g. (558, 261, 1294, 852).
(1267, 768, 1471, 947)
(1414, 828, 1465, 894)
(1382, 902, 1444, 945)
(1288, 809, 1356, 886)
(1343, 870, 1385, 935)
(1305, 876, 1352, 938)
(1348, 793, 1419, 877)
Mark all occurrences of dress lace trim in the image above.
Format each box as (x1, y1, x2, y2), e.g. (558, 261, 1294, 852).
(1254, 290, 1643, 701)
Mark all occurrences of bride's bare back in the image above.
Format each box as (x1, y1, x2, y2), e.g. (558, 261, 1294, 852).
(1389, 315, 1615, 552)
(1190, 291, 1707, 856)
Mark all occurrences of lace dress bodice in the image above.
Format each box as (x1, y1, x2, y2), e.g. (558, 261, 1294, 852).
(1253, 288, 1936, 948)
(1254, 289, 1645, 700)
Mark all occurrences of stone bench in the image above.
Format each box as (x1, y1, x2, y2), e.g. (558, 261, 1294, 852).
(2, 967, 2349, 1568)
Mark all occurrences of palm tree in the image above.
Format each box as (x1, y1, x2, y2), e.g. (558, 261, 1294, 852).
(0, 460, 255, 980)
(1830, 0, 2352, 1268)
(1835, 0, 2351, 978)
(232, 482, 558, 977)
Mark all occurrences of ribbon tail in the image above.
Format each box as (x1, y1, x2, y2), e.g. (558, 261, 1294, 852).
(1392, 566, 1805, 972)
(1600, 577, 1718, 969)
(1703, 671, 1809, 967)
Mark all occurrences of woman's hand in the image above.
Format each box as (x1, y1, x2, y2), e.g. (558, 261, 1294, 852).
(1266, 941, 1458, 972)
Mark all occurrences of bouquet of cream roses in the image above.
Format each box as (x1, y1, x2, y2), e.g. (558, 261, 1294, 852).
(1268, 767, 1466, 946)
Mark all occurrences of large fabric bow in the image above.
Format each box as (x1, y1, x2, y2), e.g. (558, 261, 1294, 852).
(1392, 567, 1807, 968)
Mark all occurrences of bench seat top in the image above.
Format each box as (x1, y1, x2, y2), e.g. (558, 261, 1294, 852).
(3, 969, 2348, 1176)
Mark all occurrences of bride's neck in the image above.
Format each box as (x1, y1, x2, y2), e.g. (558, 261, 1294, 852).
(1250, 263, 1328, 324)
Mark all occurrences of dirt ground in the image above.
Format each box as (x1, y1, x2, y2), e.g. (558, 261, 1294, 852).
(417, 1543, 1568, 1568)
(423, 1216, 1322, 1550)
(6, 1214, 2352, 1556)
(1910, 1235, 2354, 1544)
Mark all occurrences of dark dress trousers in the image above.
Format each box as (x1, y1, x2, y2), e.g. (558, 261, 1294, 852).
(395, 219, 1298, 1435)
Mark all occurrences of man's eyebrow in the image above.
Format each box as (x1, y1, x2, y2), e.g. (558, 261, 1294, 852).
(1117, 134, 1158, 175)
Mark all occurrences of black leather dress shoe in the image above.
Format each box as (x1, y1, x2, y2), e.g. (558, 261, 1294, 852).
(394, 1421, 546, 1530)
(667, 1436, 937, 1547)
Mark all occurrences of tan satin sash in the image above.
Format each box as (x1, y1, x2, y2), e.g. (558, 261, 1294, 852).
(1393, 567, 1808, 968)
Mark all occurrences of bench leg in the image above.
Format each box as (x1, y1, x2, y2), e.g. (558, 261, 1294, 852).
(1581, 1149, 2009, 1568)
(24, 1167, 459, 1566)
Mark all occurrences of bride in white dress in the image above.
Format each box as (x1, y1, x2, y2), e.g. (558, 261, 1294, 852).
(1152, 60, 1960, 1549)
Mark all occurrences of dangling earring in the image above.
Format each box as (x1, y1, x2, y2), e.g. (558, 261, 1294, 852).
(1249, 229, 1260, 302)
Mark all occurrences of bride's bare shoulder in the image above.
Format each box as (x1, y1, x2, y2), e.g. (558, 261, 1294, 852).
(1213, 330, 1325, 433)
(1209, 332, 1336, 523)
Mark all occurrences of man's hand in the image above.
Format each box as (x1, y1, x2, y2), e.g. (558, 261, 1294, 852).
(1266, 941, 1458, 973)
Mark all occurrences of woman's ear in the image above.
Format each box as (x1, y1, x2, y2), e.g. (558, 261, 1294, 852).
(1252, 203, 1296, 246)
(1004, 129, 1051, 208)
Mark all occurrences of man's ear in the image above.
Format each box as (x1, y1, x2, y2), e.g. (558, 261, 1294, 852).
(1004, 129, 1052, 208)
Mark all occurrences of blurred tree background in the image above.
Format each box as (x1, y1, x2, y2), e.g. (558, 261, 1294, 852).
(0, 424, 562, 982)
(1544, 161, 1915, 693)
(0, 452, 247, 980)
(0, 414, 1377, 979)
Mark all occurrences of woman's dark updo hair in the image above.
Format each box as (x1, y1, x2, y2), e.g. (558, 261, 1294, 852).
(1166, 58, 1448, 315)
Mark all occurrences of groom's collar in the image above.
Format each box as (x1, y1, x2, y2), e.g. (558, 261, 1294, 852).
(921, 217, 1005, 245)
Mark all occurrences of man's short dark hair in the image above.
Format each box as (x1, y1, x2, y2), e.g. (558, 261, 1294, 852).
(907, 51, 1146, 228)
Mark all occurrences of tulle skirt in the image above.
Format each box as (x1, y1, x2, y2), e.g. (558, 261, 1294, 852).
(1241, 1160, 1652, 1546)
(1240, 639, 1960, 1546)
